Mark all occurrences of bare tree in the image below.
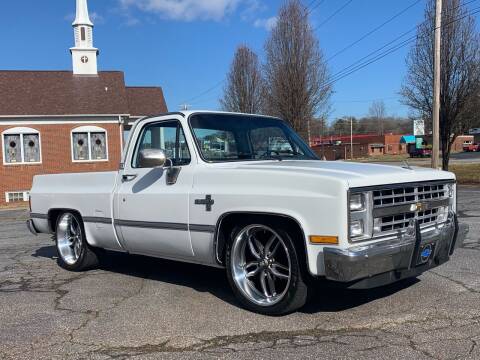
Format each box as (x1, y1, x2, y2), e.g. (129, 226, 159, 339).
(264, 0, 332, 140)
(368, 100, 387, 135)
(401, 0, 480, 170)
(220, 45, 264, 114)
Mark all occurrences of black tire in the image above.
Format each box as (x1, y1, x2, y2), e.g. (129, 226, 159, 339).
(54, 212, 100, 271)
(225, 221, 308, 315)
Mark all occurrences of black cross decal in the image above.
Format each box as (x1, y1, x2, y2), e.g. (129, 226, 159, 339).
(195, 195, 214, 212)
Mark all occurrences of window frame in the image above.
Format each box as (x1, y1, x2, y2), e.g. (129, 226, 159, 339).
(187, 113, 318, 163)
(71, 126, 109, 163)
(5, 191, 30, 203)
(131, 119, 192, 169)
(2, 127, 42, 166)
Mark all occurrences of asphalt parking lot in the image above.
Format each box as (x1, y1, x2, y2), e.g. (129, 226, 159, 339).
(0, 186, 479, 360)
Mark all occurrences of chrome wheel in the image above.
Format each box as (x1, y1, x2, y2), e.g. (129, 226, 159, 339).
(56, 213, 83, 266)
(231, 224, 292, 307)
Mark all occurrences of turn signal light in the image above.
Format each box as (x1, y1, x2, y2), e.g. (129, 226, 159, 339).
(309, 235, 339, 245)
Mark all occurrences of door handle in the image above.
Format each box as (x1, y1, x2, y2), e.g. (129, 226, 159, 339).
(122, 174, 137, 182)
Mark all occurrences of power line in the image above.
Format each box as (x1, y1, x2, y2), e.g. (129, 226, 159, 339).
(305, 0, 318, 9)
(181, 78, 225, 105)
(329, 32, 417, 83)
(326, 0, 480, 83)
(328, 0, 479, 63)
(306, 0, 325, 15)
(313, 0, 355, 31)
(326, 0, 423, 62)
(305, 0, 480, 108)
(320, 5, 480, 91)
(334, 96, 400, 103)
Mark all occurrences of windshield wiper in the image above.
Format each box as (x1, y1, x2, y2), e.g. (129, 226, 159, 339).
(261, 155, 283, 161)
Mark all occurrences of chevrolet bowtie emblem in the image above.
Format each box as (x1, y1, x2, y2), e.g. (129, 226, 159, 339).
(410, 202, 426, 212)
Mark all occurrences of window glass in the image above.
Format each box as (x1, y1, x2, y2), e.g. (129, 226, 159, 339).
(190, 114, 317, 162)
(4, 134, 21, 163)
(194, 129, 238, 160)
(178, 127, 190, 162)
(7, 192, 28, 203)
(134, 121, 191, 167)
(250, 126, 300, 157)
(73, 132, 89, 160)
(81, 27, 86, 41)
(23, 134, 40, 163)
(90, 132, 107, 160)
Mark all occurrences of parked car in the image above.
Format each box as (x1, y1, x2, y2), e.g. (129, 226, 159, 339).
(408, 143, 432, 158)
(27, 111, 469, 315)
(409, 148, 432, 158)
(463, 143, 480, 152)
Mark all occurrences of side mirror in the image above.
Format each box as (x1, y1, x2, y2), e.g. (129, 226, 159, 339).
(138, 149, 167, 168)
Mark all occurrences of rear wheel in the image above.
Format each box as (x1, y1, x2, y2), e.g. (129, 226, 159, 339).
(226, 222, 308, 315)
(55, 212, 100, 271)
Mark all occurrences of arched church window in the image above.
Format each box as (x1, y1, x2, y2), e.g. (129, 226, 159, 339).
(71, 126, 108, 162)
(81, 27, 86, 41)
(2, 127, 41, 165)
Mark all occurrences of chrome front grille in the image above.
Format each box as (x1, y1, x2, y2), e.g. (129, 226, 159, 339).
(377, 208, 441, 233)
(373, 184, 447, 208)
(372, 181, 451, 237)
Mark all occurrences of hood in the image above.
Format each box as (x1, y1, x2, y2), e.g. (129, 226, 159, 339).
(231, 160, 455, 188)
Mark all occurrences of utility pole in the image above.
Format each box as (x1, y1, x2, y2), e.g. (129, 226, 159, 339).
(432, 0, 442, 169)
(307, 118, 312, 147)
(350, 117, 353, 160)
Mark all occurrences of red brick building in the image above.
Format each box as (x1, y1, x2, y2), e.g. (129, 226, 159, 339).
(311, 133, 409, 160)
(0, 0, 167, 207)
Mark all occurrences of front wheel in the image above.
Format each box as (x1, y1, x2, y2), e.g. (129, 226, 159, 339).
(226, 223, 308, 315)
(55, 212, 100, 271)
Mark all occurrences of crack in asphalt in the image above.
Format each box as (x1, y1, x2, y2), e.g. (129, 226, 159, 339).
(457, 210, 479, 219)
(429, 270, 480, 295)
(81, 313, 480, 359)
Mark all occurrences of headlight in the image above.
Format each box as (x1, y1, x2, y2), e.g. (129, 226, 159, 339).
(349, 193, 365, 211)
(447, 183, 454, 198)
(349, 190, 372, 242)
(350, 220, 364, 237)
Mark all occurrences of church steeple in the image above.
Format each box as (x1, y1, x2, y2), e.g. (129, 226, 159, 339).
(70, 0, 98, 75)
(73, 0, 93, 27)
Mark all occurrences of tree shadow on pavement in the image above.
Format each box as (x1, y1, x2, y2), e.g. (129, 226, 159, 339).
(32, 245, 419, 314)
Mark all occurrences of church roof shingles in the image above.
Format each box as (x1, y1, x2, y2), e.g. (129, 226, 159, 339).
(0, 71, 167, 117)
(126, 87, 168, 117)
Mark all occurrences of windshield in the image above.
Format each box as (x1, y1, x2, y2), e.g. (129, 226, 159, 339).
(189, 113, 318, 162)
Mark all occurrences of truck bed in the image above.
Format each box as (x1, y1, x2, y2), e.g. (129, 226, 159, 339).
(30, 171, 121, 250)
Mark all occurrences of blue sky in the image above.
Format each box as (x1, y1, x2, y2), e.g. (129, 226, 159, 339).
(0, 0, 479, 121)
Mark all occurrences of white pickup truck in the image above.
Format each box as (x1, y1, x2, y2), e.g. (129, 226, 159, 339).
(27, 111, 468, 315)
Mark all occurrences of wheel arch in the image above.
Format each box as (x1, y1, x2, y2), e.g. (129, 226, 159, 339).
(48, 208, 84, 233)
(214, 211, 308, 269)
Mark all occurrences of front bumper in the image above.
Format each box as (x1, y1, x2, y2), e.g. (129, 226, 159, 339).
(323, 213, 468, 289)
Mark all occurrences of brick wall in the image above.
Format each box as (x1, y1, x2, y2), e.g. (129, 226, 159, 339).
(0, 123, 122, 207)
(312, 143, 370, 160)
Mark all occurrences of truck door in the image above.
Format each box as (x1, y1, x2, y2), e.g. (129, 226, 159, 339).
(114, 119, 194, 259)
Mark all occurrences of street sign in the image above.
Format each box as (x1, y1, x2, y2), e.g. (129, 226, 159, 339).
(414, 119, 425, 136)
